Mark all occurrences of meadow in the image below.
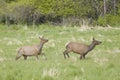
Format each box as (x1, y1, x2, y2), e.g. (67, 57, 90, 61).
(0, 25, 120, 80)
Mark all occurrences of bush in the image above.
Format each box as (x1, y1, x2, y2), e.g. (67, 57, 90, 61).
(97, 15, 120, 27)
(97, 17, 106, 26)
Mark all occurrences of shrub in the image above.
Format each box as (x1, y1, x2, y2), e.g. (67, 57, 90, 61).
(97, 16, 107, 26)
(97, 15, 120, 27)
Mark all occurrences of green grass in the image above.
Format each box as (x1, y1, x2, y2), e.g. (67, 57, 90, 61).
(0, 25, 120, 80)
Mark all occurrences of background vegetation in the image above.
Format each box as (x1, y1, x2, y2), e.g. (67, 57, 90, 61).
(0, 0, 120, 27)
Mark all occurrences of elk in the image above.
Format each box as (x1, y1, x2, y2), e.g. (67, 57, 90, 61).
(63, 38, 102, 59)
(16, 36, 48, 60)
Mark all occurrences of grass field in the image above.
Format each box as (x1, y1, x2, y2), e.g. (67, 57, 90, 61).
(0, 25, 120, 80)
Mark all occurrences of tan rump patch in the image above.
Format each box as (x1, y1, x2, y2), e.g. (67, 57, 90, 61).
(65, 41, 71, 47)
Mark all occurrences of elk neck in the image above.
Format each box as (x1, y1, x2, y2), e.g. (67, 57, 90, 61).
(38, 41, 44, 52)
(87, 42, 96, 52)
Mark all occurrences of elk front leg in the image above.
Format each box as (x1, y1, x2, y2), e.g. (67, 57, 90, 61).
(80, 55, 83, 59)
(23, 55, 27, 60)
(41, 53, 47, 60)
(35, 55, 39, 60)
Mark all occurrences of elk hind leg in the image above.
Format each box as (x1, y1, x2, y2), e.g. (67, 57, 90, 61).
(16, 54, 22, 60)
(63, 49, 70, 59)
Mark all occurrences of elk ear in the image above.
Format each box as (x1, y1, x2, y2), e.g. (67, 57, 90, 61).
(42, 36, 44, 39)
(39, 37, 41, 39)
(39, 36, 44, 39)
(93, 37, 95, 40)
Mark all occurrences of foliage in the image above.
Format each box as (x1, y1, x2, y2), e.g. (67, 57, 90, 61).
(97, 16, 107, 26)
(97, 15, 120, 27)
(0, 0, 120, 26)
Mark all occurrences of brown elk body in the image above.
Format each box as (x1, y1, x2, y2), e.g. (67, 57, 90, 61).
(63, 38, 102, 59)
(16, 36, 48, 60)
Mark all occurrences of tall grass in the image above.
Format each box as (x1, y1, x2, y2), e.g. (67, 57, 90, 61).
(0, 25, 120, 80)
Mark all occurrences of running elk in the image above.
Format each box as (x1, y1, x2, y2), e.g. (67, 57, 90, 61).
(63, 38, 102, 59)
(16, 36, 48, 60)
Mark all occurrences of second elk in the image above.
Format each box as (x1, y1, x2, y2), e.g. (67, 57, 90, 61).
(63, 38, 102, 59)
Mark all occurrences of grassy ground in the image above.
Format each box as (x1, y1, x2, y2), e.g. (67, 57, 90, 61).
(0, 25, 120, 80)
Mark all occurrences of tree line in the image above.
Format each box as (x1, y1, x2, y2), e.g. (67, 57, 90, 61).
(0, 0, 120, 27)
